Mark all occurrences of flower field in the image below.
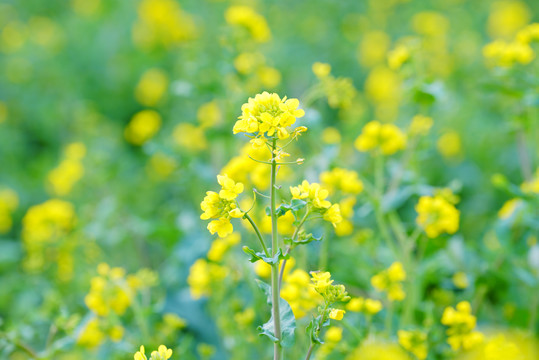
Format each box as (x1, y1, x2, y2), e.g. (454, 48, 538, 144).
(1, 0, 539, 359)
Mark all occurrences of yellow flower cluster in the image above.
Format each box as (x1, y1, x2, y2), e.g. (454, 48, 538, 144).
(135, 68, 169, 107)
(388, 44, 410, 70)
(281, 268, 321, 318)
(222, 143, 292, 191)
(483, 23, 539, 67)
(134, 345, 173, 360)
(22, 199, 76, 272)
(225, 6, 271, 43)
(441, 301, 484, 351)
(234, 52, 282, 90)
(187, 258, 228, 299)
(398, 329, 428, 360)
(346, 296, 383, 315)
(47, 142, 86, 196)
(371, 261, 406, 302)
(207, 232, 241, 262)
(409, 115, 434, 136)
(346, 339, 410, 360)
(85, 264, 132, 317)
(364, 67, 401, 121)
(311, 62, 358, 109)
(124, 109, 162, 146)
(320, 168, 364, 195)
(290, 180, 342, 226)
(132, 0, 196, 49)
(0, 188, 18, 234)
(311, 271, 350, 318)
(334, 197, 356, 237)
(77, 318, 124, 348)
(355, 120, 406, 155)
(315, 326, 343, 359)
(200, 174, 244, 237)
(233, 92, 305, 141)
(415, 195, 460, 238)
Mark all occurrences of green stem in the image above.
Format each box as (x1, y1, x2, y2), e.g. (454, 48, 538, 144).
(244, 213, 270, 257)
(279, 210, 310, 288)
(270, 138, 282, 360)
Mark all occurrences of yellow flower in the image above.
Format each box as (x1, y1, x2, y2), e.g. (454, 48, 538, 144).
(207, 232, 240, 262)
(187, 258, 227, 299)
(0, 188, 18, 234)
(355, 120, 406, 155)
(280, 268, 321, 318)
(310, 271, 350, 304)
(84, 264, 132, 317)
(233, 92, 305, 140)
(132, 0, 196, 49)
(312, 62, 331, 78)
(363, 298, 383, 315)
(398, 329, 428, 360)
(172, 123, 207, 152)
(357, 31, 391, 68)
(452, 272, 469, 289)
(521, 169, 539, 193)
(329, 308, 345, 321)
(388, 44, 410, 70)
(135, 344, 173, 360)
(225, 6, 271, 42)
(441, 301, 484, 351)
(412, 11, 450, 37)
(347, 339, 409, 360)
(124, 110, 162, 146)
(346, 297, 364, 312)
(323, 204, 343, 226)
(409, 115, 433, 136)
(47, 142, 86, 196)
(321, 127, 341, 144)
(135, 68, 168, 106)
(416, 195, 460, 238)
(77, 318, 106, 348)
(197, 100, 221, 129)
(488, 0, 530, 39)
(483, 39, 534, 67)
(437, 131, 462, 158)
(200, 175, 245, 237)
(320, 168, 364, 195)
(371, 262, 406, 302)
(325, 326, 343, 342)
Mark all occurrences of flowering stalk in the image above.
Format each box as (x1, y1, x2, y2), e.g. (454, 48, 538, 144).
(270, 138, 282, 360)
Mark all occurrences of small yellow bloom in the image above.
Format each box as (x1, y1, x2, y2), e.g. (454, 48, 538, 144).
(355, 120, 406, 155)
(363, 298, 383, 315)
(371, 262, 406, 302)
(329, 308, 345, 321)
(135, 68, 168, 106)
(312, 62, 332, 78)
(398, 329, 428, 360)
(325, 326, 343, 343)
(416, 195, 460, 238)
(124, 110, 162, 146)
(452, 272, 469, 289)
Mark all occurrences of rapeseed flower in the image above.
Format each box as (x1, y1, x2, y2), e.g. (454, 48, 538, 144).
(200, 174, 244, 237)
(398, 329, 428, 360)
(290, 180, 342, 226)
(355, 120, 406, 155)
(416, 195, 460, 238)
(134, 345, 173, 360)
(233, 91, 305, 141)
(371, 261, 406, 301)
(124, 110, 162, 146)
(441, 301, 484, 351)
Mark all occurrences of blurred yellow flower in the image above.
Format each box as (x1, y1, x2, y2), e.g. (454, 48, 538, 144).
(125, 110, 162, 146)
(437, 130, 462, 158)
(441, 301, 484, 351)
(398, 329, 428, 360)
(357, 31, 391, 68)
(312, 62, 331, 78)
(321, 127, 341, 144)
(133, 0, 196, 49)
(371, 262, 406, 301)
(135, 68, 169, 106)
(280, 269, 321, 318)
(197, 100, 222, 129)
(47, 142, 86, 196)
(347, 339, 409, 360)
(354, 120, 406, 155)
(416, 195, 460, 238)
(388, 44, 410, 70)
(452, 271, 469, 289)
(187, 258, 228, 299)
(0, 188, 18, 234)
(488, 0, 530, 39)
(412, 11, 450, 37)
(225, 6, 271, 43)
(409, 115, 433, 136)
(146, 152, 177, 180)
(71, 0, 101, 17)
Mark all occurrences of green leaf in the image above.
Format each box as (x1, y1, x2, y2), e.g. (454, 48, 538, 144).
(242, 246, 289, 264)
(258, 297, 296, 348)
(306, 315, 324, 345)
(275, 199, 307, 217)
(284, 233, 322, 246)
